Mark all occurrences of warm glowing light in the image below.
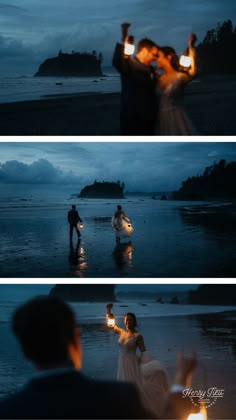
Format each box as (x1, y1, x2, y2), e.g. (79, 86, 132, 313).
(80, 223, 84, 229)
(124, 42, 135, 56)
(106, 314, 116, 327)
(187, 414, 204, 420)
(179, 55, 192, 68)
(187, 403, 207, 420)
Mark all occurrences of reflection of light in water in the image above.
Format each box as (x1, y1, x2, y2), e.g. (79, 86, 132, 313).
(69, 241, 88, 277)
(112, 242, 133, 271)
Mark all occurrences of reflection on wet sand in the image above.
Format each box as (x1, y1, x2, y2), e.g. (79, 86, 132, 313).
(179, 203, 236, 234)
(69, 239, 88, 277)
(112, 241, 133, 272)
(196, 312, 236, 358)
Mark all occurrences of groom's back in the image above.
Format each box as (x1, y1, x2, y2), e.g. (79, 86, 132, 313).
(0, 371, 152, 419)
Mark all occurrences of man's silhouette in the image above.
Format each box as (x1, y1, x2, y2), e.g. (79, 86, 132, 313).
(113, 23, 159, 135)
(68, 205, 83, 242)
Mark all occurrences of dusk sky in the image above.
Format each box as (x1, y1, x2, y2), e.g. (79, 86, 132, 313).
(1, 0, 236, 74)
(1, 142, 236, 195)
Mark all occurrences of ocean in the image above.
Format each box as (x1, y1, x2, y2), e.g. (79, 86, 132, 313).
(0, 284, 236, 419)
(0, 194, 236, 278)
(0, 72, 120, 103)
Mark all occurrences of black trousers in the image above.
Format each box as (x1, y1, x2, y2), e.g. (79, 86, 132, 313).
(69, 223, 81, 240)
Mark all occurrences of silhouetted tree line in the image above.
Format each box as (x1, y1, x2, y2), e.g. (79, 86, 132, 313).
(197, 20, 236, 73)
(79, 181, 125, 198)
(58, 50, 103, 63)
(188, 284, 236, 305)
(174, 159, 236, 200)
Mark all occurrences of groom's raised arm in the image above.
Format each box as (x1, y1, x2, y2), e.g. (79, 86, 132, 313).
(112, 23, 133, 74)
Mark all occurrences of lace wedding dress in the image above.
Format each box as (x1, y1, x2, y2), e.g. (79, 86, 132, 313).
(117, 333, 169, 417)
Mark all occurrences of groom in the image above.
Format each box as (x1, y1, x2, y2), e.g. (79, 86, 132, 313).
(0, 296, 197, 419)
(113, 23, 159, 135)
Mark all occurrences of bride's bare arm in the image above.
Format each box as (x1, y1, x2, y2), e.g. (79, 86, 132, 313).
(181, 33, 197, 82)
(187, 33, 197, 77)
(112, 325, 124, 335)
(136, 334, 146, 352)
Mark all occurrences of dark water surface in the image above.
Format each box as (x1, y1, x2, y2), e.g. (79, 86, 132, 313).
(1, 197, 236, 277)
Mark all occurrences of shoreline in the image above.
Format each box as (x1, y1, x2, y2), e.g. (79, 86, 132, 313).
(0, 76, 236, 134)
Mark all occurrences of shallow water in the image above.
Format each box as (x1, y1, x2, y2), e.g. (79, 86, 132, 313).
(0, 73, 120, 103)
(1, 196, 236, 277)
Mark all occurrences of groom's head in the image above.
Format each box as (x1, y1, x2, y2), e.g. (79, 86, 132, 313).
(12, 296, 82, 371)
(136, 38, 159, 66)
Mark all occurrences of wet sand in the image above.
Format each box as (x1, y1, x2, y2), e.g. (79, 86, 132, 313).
(1, 199, 236, 278)
(0, 308, 235, 419)
(0, 75, 236, 135)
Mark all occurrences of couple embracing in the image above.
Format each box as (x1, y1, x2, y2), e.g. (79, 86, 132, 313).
(113, 23, 197, 135)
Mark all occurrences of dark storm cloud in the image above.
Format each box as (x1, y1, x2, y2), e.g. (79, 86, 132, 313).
(1, 142, 236, 192)
(0, 159, 80, 184)
(1, 0, 236, 73)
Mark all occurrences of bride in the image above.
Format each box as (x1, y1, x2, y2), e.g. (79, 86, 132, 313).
(106, 306, 169, 418)
(155, 33, 198, 135)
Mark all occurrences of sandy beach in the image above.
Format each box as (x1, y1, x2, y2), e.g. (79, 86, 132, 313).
(0, 75, 236, 135)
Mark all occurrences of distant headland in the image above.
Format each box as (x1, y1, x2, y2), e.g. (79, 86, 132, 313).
(50, 284, 116, 302)
(174, 160, 236, 200)
(34, 50, 103, 77)
(79, 181, 125, 198)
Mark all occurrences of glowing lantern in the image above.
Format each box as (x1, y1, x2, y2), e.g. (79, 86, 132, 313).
(124, 35, 135, 56)
(179, 55, 192, 68)
(106, 314, 116, 327)
(79, 223, 84, 229)
(187, 402, 207, 420)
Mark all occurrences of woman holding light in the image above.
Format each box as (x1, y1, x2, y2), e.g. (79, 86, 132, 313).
(106, 305, 169, 418)
(155, 33, 198, 135)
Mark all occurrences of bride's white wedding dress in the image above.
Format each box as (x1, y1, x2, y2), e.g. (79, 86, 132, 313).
(117, 333, 169, 417)
(156, 73, 195, 135)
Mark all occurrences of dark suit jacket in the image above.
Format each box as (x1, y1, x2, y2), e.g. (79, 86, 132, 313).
(112, 43, 158, 135)
(0, 370, 153, 419)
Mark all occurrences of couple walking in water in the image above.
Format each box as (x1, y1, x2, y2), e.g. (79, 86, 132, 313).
(68, 204, 133, 244)
(113, 23, 197, 135)
(106, 304, 170, 418)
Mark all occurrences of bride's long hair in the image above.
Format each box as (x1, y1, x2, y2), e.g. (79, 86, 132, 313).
(160, 46, 180, 71)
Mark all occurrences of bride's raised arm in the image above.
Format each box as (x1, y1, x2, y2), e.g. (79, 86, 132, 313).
(187, 33, 197, 78)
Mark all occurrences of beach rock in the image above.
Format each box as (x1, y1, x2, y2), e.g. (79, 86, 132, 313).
(79, 181, 125, 198)
(34, 51, 103, 77)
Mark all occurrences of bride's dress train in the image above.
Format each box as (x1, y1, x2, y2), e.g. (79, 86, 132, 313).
(117, 334, 169, 417)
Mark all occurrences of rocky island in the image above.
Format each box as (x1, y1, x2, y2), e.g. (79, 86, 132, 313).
(34, 50, 103, 77)
(79, 181, 125, 198)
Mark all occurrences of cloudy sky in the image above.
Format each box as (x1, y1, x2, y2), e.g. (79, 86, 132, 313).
(0, 141, 236, 196)
(0, 0, 236, 74)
